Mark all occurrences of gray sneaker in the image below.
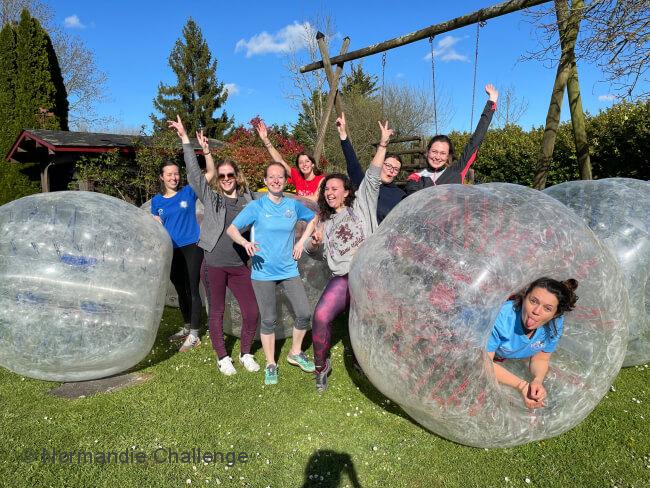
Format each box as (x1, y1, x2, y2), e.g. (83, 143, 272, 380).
(179, 333, 201, 352)
(315, 359, 332, 393)
(168, 326, 190, 342)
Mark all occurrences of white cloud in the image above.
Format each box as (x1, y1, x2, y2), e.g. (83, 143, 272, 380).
(422, 35, 468, 63)
(64, 14, 85, 29)
(224, 83, 240, 96)
(235, 21, 314, 57)
(598, 94, 615, 102)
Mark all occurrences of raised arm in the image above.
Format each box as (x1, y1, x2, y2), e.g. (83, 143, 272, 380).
(254, 120, 292, 176)
(371, 120, 394, 169)
(452, 83, 499, 177)
(196, 129, 215, 183)
(168, 115, 211, 203)
(337, 113, 363, 187)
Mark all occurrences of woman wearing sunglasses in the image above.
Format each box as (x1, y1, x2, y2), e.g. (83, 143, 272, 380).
(169, 116, 261, 377)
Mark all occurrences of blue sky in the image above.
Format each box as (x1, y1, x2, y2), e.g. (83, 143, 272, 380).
(51, 0, 645, 135)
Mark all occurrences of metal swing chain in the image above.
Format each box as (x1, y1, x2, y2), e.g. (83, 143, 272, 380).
(429, 36, 438, 134)
(470, 20, 487, 130)
(381, 52, 387, 119)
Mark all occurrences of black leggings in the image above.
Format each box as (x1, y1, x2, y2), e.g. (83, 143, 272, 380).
(169, 243, 204, 330)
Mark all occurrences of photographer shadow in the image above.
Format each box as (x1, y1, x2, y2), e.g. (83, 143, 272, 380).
(300, 450, 361, 488)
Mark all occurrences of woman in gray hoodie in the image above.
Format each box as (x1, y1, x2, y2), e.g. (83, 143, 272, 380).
(169, 116, 260, 377)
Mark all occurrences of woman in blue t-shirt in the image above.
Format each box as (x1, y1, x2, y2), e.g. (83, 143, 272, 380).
(151, 155, 213, 353)
(227, 162, 316, 386)
(487, 277, 578, 409)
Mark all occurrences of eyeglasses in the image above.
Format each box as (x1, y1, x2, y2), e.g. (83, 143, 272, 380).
(218, 172, 236, 180)
(383, 161, 400, 173)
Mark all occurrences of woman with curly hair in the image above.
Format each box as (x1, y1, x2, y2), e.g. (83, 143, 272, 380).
(487, 277, 579, 409)
(298, 115, 393, 392)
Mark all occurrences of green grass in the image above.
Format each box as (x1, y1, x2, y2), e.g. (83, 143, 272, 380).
(0, 307, 648, 488)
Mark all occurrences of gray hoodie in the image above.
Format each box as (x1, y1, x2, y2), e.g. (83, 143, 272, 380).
(182, 143, 254, 253)
(317, 163, 381, 276)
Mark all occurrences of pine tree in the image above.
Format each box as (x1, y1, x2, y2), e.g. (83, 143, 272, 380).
(151, 18, 232, 138)
(342, 63, 378, 97)
(0, 22, 18, 156)
(13, 9, 68, 134)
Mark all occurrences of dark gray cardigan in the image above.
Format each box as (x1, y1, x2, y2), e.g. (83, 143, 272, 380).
(182, 143, 254, 253)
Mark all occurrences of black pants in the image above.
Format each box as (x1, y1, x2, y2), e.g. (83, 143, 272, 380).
(169, 243, 204, 330)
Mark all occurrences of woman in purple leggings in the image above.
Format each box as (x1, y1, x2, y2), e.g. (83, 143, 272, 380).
(298, 114, 393, 392)
(169, 117, 260, 376)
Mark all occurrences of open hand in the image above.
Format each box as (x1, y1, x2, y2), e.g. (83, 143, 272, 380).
(485, 83, 499, 103)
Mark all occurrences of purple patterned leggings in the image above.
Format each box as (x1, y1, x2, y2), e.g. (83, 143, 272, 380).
(312, 274, 350, 373)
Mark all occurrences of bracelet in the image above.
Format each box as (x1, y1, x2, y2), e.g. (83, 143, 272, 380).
(264, 142, 272, 148)
(202, 151, 210, 156)
(379, 143, 388, 148)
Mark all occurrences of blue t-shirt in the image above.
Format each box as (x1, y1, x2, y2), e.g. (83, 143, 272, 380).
(231, 194, 314, 281)
(486, 300, 564, 359)
(151, 185, 200, 248)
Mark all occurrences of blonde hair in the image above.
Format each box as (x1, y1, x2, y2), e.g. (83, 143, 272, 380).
(209, 159, 250, 196)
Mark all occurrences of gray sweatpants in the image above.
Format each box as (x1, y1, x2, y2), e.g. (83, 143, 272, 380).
(251, 276, 311, 334)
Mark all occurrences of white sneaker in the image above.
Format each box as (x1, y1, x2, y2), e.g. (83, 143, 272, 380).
(218, 356, 236, 376)
(179, 333, 201, 352)
(239, 354, 260, 372)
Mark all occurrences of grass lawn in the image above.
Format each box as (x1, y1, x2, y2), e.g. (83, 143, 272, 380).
(0, 307, 648, 488)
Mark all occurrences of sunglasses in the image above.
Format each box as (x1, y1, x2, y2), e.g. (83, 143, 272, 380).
(218, 172, 236, 180)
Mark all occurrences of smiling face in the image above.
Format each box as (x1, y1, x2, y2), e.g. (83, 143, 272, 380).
(160, 164, 180, 194)
(217, 163, 237, 195)
(380, 156, 402, 184)
(426, 141, 451, 170)
(264, 163, 287, 195)
(323, 177, 349, 212)
(521, 287, 559, 331)
(297, 154, 315, 178)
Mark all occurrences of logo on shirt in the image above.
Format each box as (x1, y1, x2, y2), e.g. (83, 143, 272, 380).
(530, 340, 545, 351)
(180, 200, 188, 209)
(157, 209, 164, 216)
(284, 209, 295, 219)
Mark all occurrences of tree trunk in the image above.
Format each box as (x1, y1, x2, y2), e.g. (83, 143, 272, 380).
(533, 0, 583, 189)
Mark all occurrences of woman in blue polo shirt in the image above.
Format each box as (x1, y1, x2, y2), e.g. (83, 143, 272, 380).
(487, 277, 578, 409)
(227, 162, 316, 385)
(151, 157, 213, 353)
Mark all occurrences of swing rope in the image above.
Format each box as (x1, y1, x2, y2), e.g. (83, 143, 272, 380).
(470, 21, 486, 130)
(429, 36, 438, 134)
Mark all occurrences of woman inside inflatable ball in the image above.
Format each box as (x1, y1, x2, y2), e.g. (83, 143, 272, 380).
(347, 183, 629, 448)
(488, 277, 579, 410)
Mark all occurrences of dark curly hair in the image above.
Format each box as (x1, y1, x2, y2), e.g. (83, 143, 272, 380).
(317, 173, 355, 221)
(512, 277, 579, 336)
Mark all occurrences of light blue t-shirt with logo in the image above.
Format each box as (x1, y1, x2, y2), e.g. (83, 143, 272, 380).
(151, 185, 199, 248)
(486, 300, 564, 359)
(231, 194, 314, 281)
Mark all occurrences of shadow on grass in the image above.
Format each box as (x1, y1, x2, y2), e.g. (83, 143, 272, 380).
(301, 449, 362, 488)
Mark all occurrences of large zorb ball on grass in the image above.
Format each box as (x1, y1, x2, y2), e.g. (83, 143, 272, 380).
(0, 192, 172, 381)
(545, 178, 650, 366)
(349, 183, 628, 448)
